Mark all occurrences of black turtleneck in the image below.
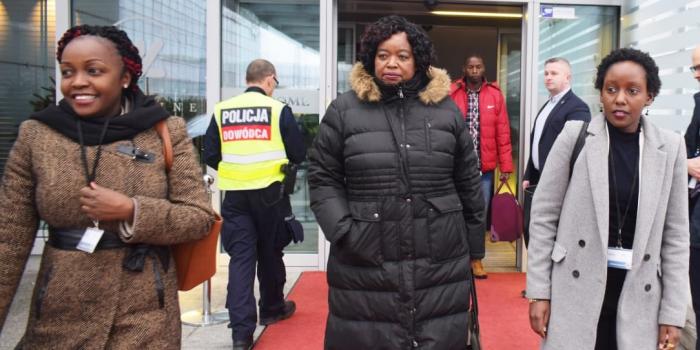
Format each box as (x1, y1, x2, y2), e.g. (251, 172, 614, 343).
(607, 120, 640, 249)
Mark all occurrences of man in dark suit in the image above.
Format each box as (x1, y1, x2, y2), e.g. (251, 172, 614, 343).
(522, 57, 591, 246)
(685, 45, 700, 350)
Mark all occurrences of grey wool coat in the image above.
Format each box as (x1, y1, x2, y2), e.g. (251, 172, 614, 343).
(0, 116, 215, 349)
(526, 115, 690, 349)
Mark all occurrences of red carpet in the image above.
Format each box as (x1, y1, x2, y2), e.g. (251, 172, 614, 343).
(256, 272, 539, 349)
(255, 271, 328, 350)
(474, 273, 540, 349)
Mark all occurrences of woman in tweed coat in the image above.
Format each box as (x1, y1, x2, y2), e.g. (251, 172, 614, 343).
(0, 25, 215, 348)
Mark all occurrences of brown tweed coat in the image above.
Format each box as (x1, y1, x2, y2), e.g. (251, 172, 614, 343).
(0, 116, 215, 349)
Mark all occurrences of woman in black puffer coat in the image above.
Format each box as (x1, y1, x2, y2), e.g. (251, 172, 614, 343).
(308, 15, 485, 349)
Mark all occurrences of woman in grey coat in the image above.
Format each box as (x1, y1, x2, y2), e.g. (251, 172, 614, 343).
(526, 48, 689, 350)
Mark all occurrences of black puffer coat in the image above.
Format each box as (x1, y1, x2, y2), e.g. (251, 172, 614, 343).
(309, 63, 485, 349)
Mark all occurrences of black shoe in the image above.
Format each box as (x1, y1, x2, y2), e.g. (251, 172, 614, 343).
(233, 337, 253, 350)
(259, 300, 296, 326)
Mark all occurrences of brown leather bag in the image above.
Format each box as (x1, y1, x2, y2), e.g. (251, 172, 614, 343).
(154, 120, 223, 291)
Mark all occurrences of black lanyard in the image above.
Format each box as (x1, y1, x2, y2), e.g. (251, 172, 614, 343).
(608, 136, 639, 248)
(76, 118, 111, 185)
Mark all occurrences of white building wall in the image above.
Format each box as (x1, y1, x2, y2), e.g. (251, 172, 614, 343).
(621, 0, 700, 133)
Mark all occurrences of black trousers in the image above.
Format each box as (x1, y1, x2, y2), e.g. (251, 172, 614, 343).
(690, 247, 700, 350)
(220, 182, 293, 340)
(595, 267, 627, 350)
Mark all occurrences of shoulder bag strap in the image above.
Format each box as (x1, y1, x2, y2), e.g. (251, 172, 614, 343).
(569, 121, 589, 180)
(154, 119, 173, 173)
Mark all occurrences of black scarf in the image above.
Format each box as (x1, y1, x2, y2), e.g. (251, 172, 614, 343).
(30, 90, 170, 146)
(375, 72, 428, 103)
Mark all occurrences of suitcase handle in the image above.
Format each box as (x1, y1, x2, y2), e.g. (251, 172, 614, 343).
(495, 178, 515, 195)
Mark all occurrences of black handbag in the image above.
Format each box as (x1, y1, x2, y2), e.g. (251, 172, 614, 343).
(467, 272, 481, 350)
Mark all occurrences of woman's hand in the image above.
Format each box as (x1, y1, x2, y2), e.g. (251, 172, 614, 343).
(657, 324, 680, 349)
(689, 157, 700, 180)
(499, 172, 511, 182)
(529, 300, 550, 338)
(79, 182, 134, 223)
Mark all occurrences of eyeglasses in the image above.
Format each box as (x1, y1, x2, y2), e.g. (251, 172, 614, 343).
(691, 65, 700, 73)
(273, 76, 280, 86)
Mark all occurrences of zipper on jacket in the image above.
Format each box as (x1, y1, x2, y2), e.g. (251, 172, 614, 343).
(424, 117, 432, 155)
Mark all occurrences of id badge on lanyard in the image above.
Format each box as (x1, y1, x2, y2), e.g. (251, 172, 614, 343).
(75, 118, 109, 254)
(76, 220, 104, 254)
(607, 247, 633, 270)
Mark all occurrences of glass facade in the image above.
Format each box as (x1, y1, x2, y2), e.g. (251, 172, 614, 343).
(3, 0, 661, 270)
(0, 0, 55, 177)
(221, 0, 320, 255)
(622, 0, 700, 133)
(72, 0, 207, 122)
(538, 5, 619, 112)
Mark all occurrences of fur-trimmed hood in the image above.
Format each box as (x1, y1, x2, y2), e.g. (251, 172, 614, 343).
(349, 62, 451, 105)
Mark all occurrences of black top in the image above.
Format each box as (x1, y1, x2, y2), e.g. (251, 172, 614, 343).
(607, 121, 640, 249)
(203, 87, 307, 169)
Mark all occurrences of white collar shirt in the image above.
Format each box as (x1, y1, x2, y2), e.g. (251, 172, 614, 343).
(532, 87, 570, 170)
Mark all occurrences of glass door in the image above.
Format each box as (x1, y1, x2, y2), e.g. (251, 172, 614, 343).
(220, 0, 322, 268)
(520, 3, 619, 271)
(536, 4, 619, 112)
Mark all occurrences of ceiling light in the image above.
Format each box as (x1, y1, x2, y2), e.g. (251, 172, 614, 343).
(430, 10, 522, 19)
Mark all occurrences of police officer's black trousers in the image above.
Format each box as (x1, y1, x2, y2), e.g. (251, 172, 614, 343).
(221, 183, 290, 341)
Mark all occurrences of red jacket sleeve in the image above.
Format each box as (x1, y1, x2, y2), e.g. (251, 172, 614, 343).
(495, 92, 514, 172)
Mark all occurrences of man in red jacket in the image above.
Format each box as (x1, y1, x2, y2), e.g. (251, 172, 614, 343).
(450, 54, 513, 278)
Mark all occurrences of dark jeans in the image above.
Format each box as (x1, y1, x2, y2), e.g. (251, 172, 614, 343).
(220, 183, 292, 341)
(481, 171, 494, 233)
(691, 246, 700, 350)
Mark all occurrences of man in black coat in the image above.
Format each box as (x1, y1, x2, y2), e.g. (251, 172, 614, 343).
(685, 45, 700, 350)
(522, 57, 591, 247)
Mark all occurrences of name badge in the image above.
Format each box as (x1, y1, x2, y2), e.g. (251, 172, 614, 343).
(77, 227, 104, 253)
(607, 247, 633, 270)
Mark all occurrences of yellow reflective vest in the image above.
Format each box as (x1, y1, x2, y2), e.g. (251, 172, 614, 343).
(214, 91, 288, 190)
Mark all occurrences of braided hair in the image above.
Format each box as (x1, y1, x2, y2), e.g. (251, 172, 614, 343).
(57, 25, 143, 94)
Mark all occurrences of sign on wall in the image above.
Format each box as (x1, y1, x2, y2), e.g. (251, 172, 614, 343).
(540, 6, 576, 19)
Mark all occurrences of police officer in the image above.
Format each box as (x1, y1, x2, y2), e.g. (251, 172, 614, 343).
(204, 59, 306, 350)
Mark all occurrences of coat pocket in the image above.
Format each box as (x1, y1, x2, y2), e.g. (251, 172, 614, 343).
(551, 242, 567, 263)
(335, 201, 384, 267)
(426, 194, 468, 263)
